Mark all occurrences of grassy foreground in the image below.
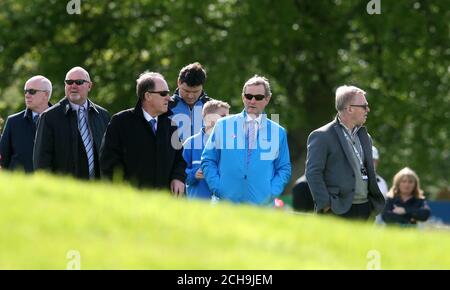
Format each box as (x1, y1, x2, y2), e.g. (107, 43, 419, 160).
(0, 172, 449, 269)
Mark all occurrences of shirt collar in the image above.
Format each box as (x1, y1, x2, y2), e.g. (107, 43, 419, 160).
(142, 108, 158, 123)
(245, 113, 262, 126)
(337, 115, 360, 136)
(69, 100, 88, 112)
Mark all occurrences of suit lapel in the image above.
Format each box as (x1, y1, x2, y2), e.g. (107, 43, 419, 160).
(333, 122, 358, 171)
(357, 127, 370, 166)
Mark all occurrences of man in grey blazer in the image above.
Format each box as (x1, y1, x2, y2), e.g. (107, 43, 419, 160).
(305, 85, 385, 219)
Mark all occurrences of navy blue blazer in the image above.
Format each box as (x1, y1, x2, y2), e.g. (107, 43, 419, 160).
(0, 108, 42, 172)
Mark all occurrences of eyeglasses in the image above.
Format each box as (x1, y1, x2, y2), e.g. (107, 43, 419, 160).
(24, 89, 48, 95)
(350, 104, 369, 110)
(244, 94, 266, 101)
(148, 91, 170, 97)
(65, 79, 90, 86)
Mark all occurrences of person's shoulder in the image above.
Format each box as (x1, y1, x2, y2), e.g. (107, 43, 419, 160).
(220, 113, 239, 123)
(183, 131, 202, 147)
(40, 99, 67, 118)
(265, 117, 287, 132)
(91, 101, 109, 115)
(111, 108, 134, 120)
(45, 98, 66, 112)
(1, 111, 25, 132)
(385, 196, 397, 203)
(308, 120, 336, 139)
(414, 196, 428, 204)
(6, 110, 26, 122)
(169, 93, 182, 109)
(316, 120, 337, 132)
(199, 91, 212, 104)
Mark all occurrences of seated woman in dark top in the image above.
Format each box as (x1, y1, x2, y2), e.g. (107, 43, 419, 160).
(382, 167, 431, 226)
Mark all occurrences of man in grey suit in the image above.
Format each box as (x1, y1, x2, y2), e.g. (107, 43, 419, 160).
(305, 85, 385, 219)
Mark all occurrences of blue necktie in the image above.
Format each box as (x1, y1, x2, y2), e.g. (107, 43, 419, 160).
(149, 119, 157, 135)
(33, 114, 39, 125)
(78, 107, 95, 178)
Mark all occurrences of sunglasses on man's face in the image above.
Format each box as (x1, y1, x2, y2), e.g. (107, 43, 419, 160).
(148, 91, 170, 97)
(24, 89, 47, 95)
(350, 104, 370, 111)
(244, 94, 266, 101)
(65, 79, 89, 86)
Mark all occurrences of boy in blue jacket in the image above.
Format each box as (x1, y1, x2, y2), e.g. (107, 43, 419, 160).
(182, 100, 230, 199)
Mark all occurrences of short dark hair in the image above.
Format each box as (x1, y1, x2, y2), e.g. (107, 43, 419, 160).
(136, 71, 165, 101)
(178, 62, 206, 87)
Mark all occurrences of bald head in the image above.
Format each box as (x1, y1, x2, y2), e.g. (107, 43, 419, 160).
(65, 66, 91, 82)
(64, 66, 92, 105)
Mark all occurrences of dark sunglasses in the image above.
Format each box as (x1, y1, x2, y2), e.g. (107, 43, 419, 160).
(24, 89, 47, 95)
(350, 104, 369, 110)
(65, 79, 90, 86)
(148, 90, 170, 97)
(244, 94, 266, 101)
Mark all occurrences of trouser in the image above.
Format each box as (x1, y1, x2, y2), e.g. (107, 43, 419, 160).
(339, 202, 371, 220)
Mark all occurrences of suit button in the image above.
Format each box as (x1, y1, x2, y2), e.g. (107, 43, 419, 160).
(244, 175, 247, 180)
(352, 188, 355, 192)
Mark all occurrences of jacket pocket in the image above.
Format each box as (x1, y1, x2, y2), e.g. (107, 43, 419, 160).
(327, 187, 340, 198)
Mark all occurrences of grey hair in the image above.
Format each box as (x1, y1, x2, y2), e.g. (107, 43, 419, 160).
(25, 75, 53, 100)
(335, 85, 366, 112)
(242, 75, 272, 97)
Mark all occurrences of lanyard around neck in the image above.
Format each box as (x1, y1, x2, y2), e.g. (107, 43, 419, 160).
(341, 127, 365, 167)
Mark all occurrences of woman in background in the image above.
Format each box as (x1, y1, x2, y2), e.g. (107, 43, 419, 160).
(382, 167, 431, 226)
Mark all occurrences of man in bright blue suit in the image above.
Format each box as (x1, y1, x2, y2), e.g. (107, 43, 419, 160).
(201, 75, 291, 205)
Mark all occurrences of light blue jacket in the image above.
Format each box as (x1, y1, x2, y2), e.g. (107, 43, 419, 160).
(169, 89, 211, 143)
(182, 129, 212, 199)
(201, 110, 291, 205)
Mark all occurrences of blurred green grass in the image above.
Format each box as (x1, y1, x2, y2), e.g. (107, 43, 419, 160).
(1, 171, 449, 269)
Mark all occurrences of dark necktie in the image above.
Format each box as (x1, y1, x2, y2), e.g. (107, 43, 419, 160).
(33, 114, 39, 125)
(149, 119, 157, 135)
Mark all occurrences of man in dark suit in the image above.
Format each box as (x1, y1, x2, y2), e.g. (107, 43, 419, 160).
(100, 72, 186, 195)
(33, 67, 110, 179)
(305, 85, 385, 220)
(0, 75, 52, 172)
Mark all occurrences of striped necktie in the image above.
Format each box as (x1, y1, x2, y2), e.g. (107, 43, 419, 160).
(78, 107, 95, 178)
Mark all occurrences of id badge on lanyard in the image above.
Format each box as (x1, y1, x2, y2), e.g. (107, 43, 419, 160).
(361, 167, 368, 181)
(343, 128, 368, 181)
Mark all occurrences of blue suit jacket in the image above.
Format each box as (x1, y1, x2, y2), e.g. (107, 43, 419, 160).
(0, 108, 39, 172)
